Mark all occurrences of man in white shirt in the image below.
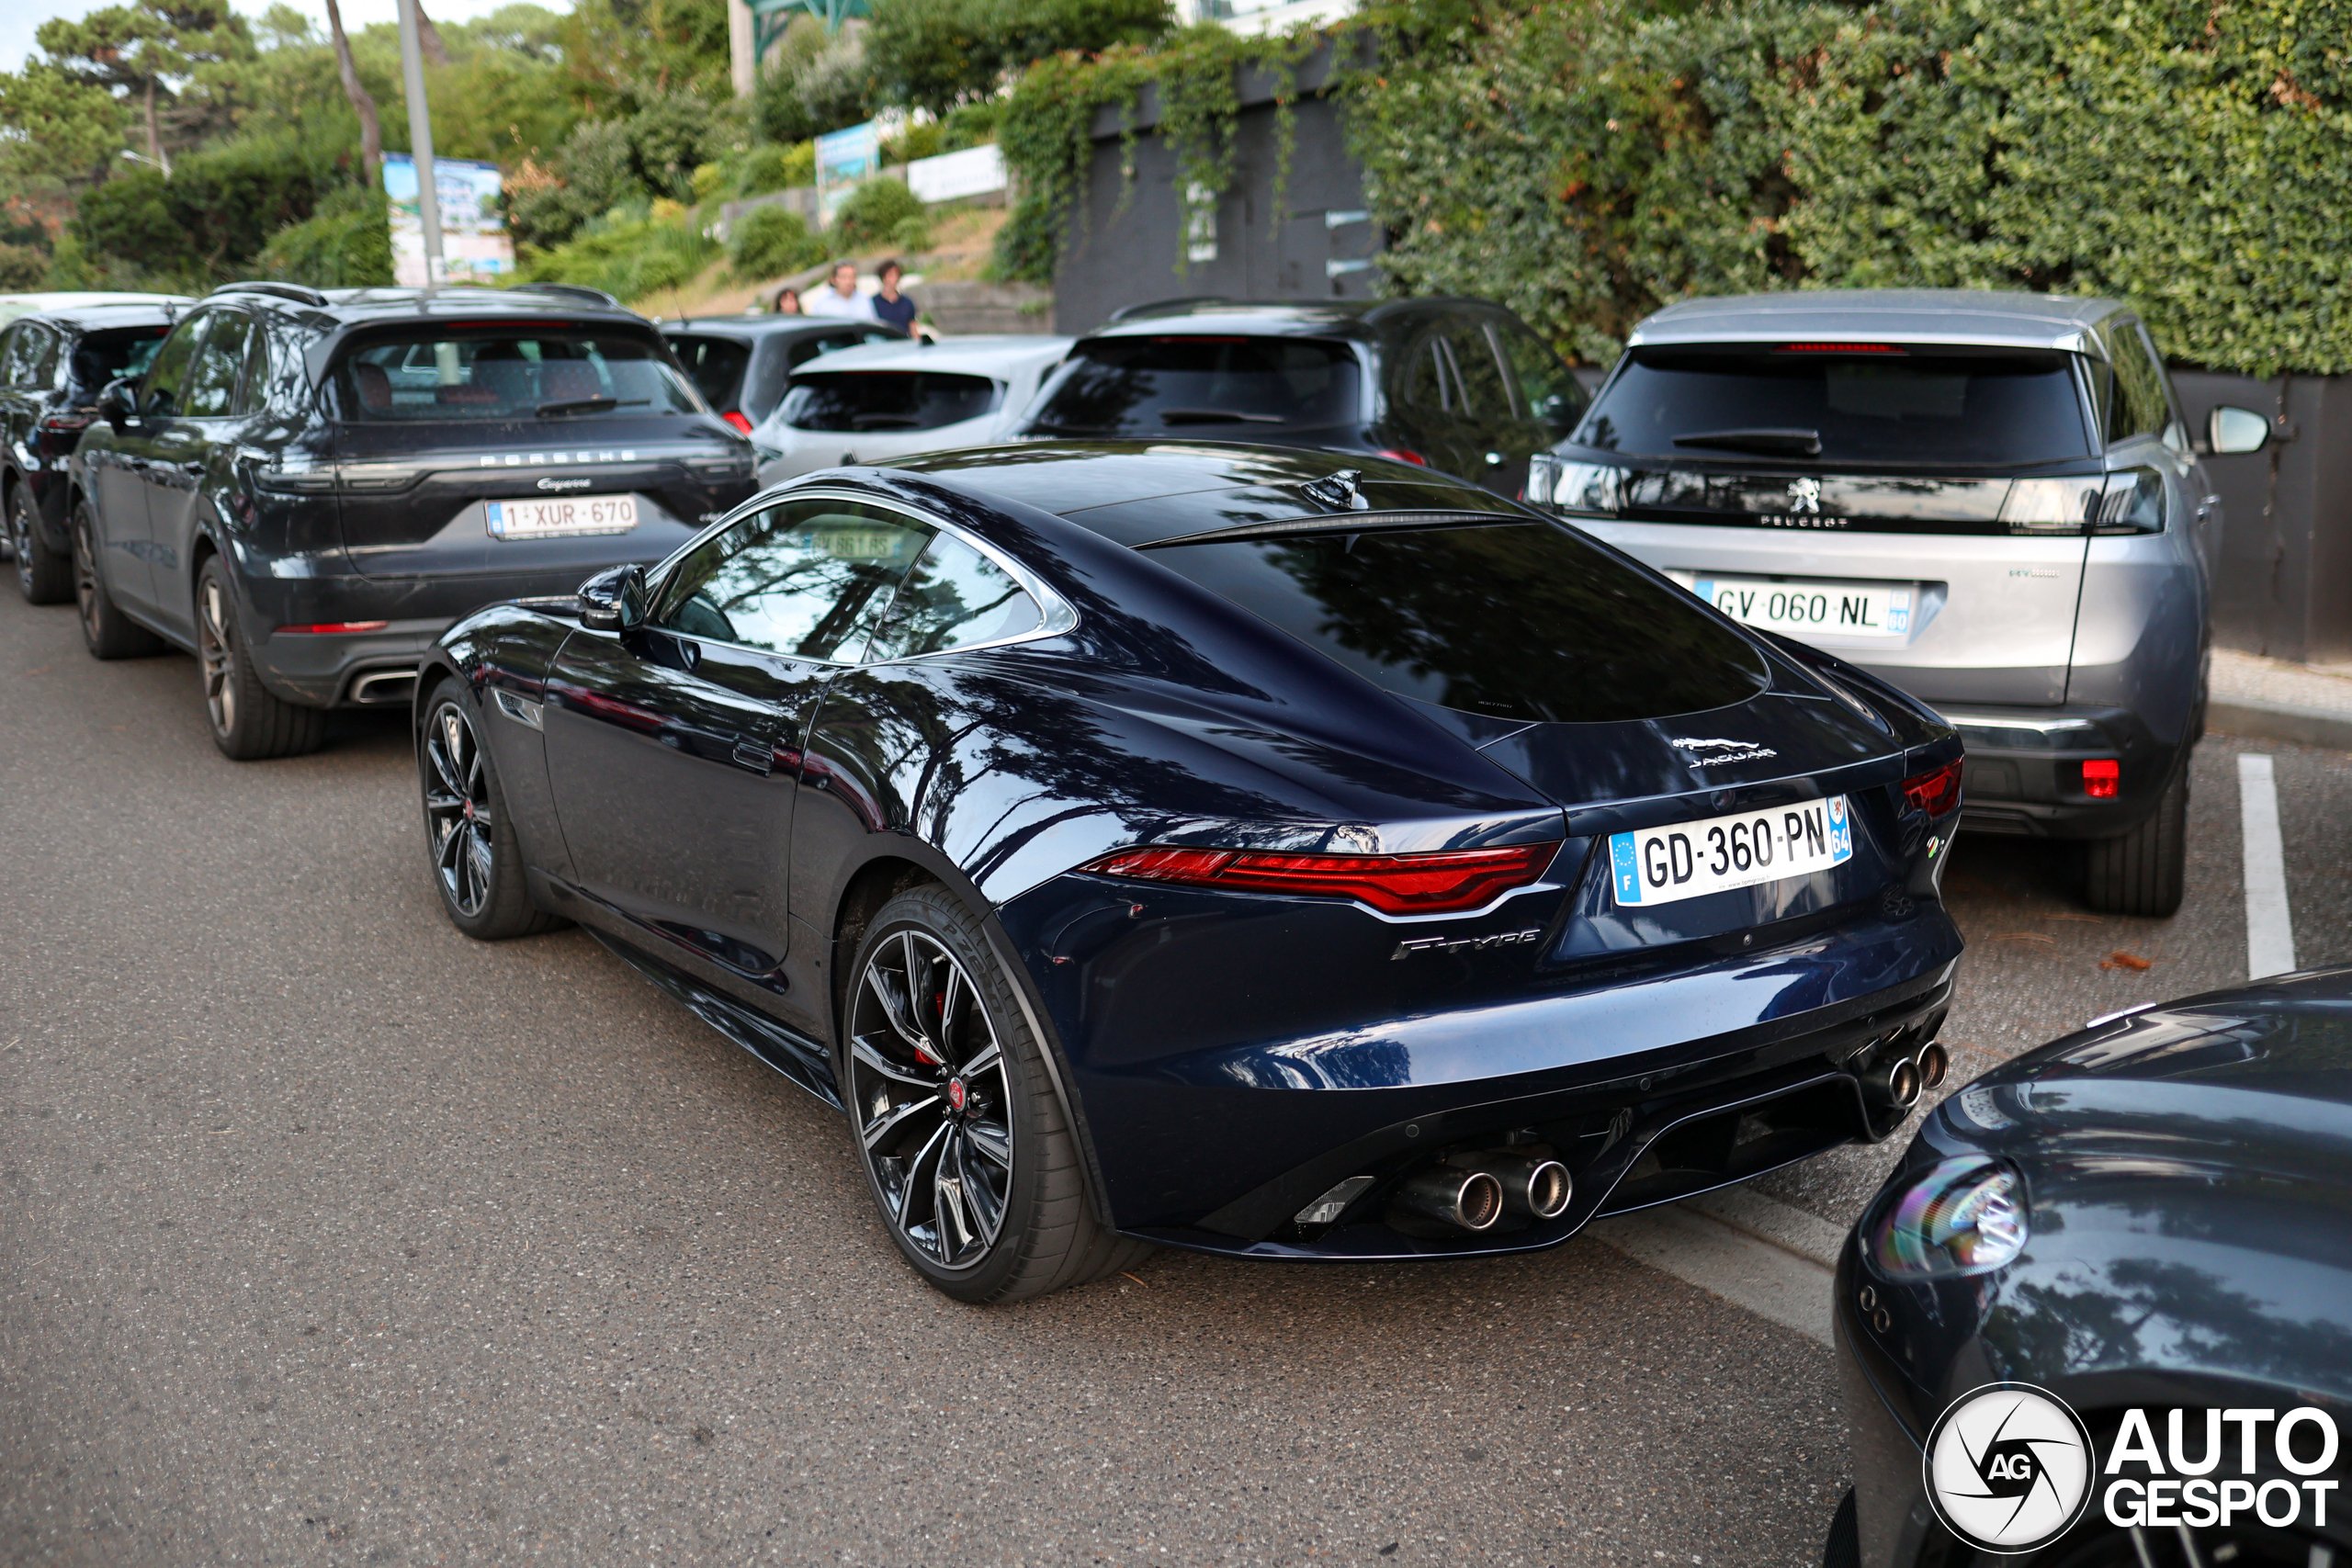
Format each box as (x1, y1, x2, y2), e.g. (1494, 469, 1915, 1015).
(804, 260, 869, 321)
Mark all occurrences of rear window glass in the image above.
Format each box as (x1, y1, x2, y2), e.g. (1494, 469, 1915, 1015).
(1147, 522, 1768, 724)
(335, 329, 703, 422)
(1026, 336, 1361, 436)
(1576, 347, 2092, 467)
(72, 326, 169, 392)
(666, 334, 752, 413)
(777, 371, 998, 433)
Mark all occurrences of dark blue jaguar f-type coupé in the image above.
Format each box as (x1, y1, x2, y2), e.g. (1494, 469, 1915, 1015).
(414, 443, 1966, 1302)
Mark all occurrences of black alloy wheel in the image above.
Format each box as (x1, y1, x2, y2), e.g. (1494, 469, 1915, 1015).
(417, 679, 560, 940)
(71, 501, 164, 660)
(844, 885, 1150, 1302)
(194, 557, 324, 760)
(10, 484, 70, 604)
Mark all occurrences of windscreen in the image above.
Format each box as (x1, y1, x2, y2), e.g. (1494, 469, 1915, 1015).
(71, 325, 170, 392)
(334, 328, 704, 422)
(776, 371, 999, 433)
(666, 334, 752, 412)
(1576, 346, 2093, 467)
(1026, 336, 1361, 435)
(1147, 522, 1768, 724)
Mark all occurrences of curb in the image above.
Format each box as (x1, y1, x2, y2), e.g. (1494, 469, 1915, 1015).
(2208, 697, 2352, 753)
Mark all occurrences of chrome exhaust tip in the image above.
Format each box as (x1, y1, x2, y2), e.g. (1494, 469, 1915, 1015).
(1861, 1054, 1922, 1111)
(1395, 1168, 1506, 1233)
(1915, 1042, 1950, 1091)
(1446, 1153, 1573, 1220)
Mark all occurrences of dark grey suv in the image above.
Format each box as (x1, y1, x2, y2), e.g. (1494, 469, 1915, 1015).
(1532, 290, 2269, 916)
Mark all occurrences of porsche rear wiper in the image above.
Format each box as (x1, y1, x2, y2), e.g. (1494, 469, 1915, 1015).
(537, 396, 648, 417)
(1159, 408, 1284, 426)
(1671, 427, 1823, 457)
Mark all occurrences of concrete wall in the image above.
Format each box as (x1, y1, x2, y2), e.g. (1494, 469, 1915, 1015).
(1051, 45, 1382, 335)
(2174, 371, 2352, 665)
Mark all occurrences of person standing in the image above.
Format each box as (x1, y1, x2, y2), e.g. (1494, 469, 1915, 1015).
(805, 261, 865, 320)
(870, 258, 918, 337)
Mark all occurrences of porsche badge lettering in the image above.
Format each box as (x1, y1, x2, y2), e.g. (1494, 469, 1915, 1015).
(1391, 928, 1544, 961)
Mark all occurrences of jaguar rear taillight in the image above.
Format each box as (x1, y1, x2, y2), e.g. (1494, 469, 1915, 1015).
(1900, 760, 1962, 817)
(1078, 840, 1560, 916)
(1377, 447, 1429, 467)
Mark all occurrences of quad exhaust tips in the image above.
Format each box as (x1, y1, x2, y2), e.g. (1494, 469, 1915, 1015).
(1395, 1168, 1506, 1233)
(1446, 1152, 1573, 1220)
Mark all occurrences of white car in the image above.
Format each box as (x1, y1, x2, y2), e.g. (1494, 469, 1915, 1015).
(0, 290, 193, 328)
(751, 334, 1073, 482)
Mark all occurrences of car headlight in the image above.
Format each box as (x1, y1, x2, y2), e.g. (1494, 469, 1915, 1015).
(1866, 1157, 2028, 1278)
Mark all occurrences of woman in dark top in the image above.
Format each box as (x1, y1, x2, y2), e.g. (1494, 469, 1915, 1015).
(870, 259, 918, 336)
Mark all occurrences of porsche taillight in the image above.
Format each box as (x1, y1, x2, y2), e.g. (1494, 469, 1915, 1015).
(1078, 840, 1560, 916)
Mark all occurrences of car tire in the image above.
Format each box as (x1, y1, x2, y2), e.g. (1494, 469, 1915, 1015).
(9, 484, 70, 604)
(196, 556, 326, 761)
(843, 883, 1151, 1303)
(416, 676, 564, 941)
(1819, 1488, 1859, 1568)
(2082, 764, 2188, 918)
(72, 500, 164, 660)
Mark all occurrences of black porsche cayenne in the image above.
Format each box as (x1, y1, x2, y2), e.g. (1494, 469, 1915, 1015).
(65, 281, 757, 759)
(415, 443, 1969, 1303)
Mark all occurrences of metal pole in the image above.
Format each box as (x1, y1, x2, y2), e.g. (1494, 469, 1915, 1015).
(395, 0, 444, 286)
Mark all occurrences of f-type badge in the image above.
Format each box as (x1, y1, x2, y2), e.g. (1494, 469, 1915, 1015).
(1391, 927, 1543, 961)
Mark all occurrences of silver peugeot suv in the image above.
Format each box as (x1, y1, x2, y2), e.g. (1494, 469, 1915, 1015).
(1530, 289, 2271, 916)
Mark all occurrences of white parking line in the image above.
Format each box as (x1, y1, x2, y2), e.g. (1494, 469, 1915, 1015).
(2238, 753, 2297, 978)
(1589, 1190, 1838, 1348)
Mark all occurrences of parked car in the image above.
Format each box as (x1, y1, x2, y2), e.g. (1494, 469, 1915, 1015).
(0, 290, 192, 330)
(658, 314, 899, 436)
(1017, 298, 1590, 496)
(413, 441, 1966, 1303)
(66, 280, 757, 760)
(749, 334, 1073, 483)
(2, 299, 183, 603)
(1826, 967, 2352, 1568)
(1531, 290, 2272, 917)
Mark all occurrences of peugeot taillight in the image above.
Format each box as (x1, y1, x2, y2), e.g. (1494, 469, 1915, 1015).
(1900, 760, 1963, 817)
(1078, 840, 1559, 916)
(2081, 759, 2120, 799)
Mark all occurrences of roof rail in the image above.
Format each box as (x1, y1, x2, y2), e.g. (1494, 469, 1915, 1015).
(1104, 296, 1231, 323)
(514, 283, 621, 309)
(210, 280, 330, 307)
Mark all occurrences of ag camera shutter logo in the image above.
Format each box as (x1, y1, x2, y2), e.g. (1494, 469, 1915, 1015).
(1923, 1383, 2096, 1554)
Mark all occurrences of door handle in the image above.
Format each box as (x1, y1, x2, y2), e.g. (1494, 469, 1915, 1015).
(732, 735, 775, 775)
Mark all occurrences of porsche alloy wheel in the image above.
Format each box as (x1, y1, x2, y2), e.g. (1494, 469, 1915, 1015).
(194, 557, 323, 760)
(423, 695, 497, 919)
(842, 886, 1150, 1303)
(72, 501, 162, 660)
(850, 927, 1015, 1271)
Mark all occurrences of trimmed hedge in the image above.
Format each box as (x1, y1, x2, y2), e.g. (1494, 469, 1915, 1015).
(1343, 0, 2352, 374)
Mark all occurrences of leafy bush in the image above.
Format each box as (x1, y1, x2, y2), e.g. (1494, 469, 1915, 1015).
(518, 211, 720, 303)
(72, 132, 342, 288)
(869, 0, 1172, 118)
(831, 177, 925, 251)
(729, 204, 825, 279)
(0, 243, 45, 290)
(735, 140, 816, 196)
(1340, 0, 2352, 374)
(754, 21, 873, 145)
(254, 186, 394, 288)
(502, 94, 724, 250)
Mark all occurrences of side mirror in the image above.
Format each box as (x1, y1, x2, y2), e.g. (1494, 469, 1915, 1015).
(99, 378, 140, 431)
(576, 564, 647, 632)
(2207, 405, 2269, 457)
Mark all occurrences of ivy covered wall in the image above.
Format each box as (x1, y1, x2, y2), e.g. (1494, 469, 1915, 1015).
(997, 0, 2352, 376)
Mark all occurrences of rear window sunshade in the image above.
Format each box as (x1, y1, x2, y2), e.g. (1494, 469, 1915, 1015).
(1147, 521, 1769, 724)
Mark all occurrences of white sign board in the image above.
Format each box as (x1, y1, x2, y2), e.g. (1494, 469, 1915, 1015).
(907, 143, 1006, 205)
(384, 153, 514, 287)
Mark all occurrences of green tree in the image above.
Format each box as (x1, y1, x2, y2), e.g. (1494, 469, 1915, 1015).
(34, 0, 255, 173)
(868, 0, 1170, 118)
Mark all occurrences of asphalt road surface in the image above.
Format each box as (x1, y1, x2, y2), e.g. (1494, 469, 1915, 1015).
(4, 591, 2346, 1568)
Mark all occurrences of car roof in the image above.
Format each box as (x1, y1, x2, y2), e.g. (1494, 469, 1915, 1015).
(787, 335, 1075, 377)
(1628, 289, 2126, 352)
(203, 282, 648, 329)
(1080, 297, 1512, 345)
(893, 439, 1512, 546)
(658, 316, 891, 342)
